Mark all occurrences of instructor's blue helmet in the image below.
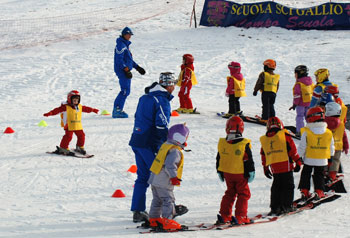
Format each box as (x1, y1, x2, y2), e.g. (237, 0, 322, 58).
(121, 27, 133, 36)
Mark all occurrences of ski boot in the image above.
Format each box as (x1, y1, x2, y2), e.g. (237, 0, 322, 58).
(55, 146, 72, 155)
(112, 108, 128, 118)
(175, 108, 186, 113)
(174, 204, 188, 218)
(315, 189, 325, 200)
(267, 207, 282, 216)
(148, 218, 163, 228)
(328, 171, 337, 181)
(157, 218, 182, 230)
(215, 214, 232, 225)
(133, 211, 149, 223)
(300, 189, 311, 201)
(235, 216, 253, 225)
(75, 146, 86, 155)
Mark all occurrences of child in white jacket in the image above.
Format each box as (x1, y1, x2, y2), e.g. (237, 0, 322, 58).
(298, 106, 334, 200)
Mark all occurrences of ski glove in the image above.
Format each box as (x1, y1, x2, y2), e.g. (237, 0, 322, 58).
(253, 91, 257, 96)
(294, 164, 301, 173)
(124, 67, 132, 79)
(264, 166, 272, 179)
(217, 171, 224, 182)
(92, 109, 99, 114)
(289, 104, 296, 111)
(43, 112, 52, 117)
(248, 171, 255, 183)
(136, 65, 146, 75)
(170, 177, 181, 186)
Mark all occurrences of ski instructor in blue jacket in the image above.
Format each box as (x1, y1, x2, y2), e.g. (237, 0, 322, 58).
(129, 72, 176, 223)
(113, 26, 146, 118)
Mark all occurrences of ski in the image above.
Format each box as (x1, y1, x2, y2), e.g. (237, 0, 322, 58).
(199, 214, 276, 231)
(324, 174, 346, 193)
(177, 108, 200, 114)
(46, 146, 94, 158)
(139, 224, 203, 234)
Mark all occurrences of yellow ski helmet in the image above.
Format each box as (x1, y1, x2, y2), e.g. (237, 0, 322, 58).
(314, 68, 330, 83)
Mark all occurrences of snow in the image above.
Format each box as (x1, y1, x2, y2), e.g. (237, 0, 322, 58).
(0, 0, 350, 237)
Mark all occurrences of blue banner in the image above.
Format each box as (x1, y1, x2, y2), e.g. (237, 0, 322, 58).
(199, 1, 350, 30)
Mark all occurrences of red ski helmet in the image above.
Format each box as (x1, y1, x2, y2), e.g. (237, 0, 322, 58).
(67, 90, 80, 105)
(263, 59, 276, 70)
(226, 116, 244, 135)
(325, 85, 339, 98)
(306, 106, 325, 123)
(183, 54, 194, 65)
(266, 117, 284, 131)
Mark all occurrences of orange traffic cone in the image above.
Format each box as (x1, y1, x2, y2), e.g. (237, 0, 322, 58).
(127, 165, 137, 173)
(112, 189, 126, 198)
(4, 127, 14, 134)
(171, 110, 179, 117)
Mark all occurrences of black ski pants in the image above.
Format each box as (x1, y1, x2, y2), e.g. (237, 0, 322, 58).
(298, 164, 326, 191)
(261, 91, 276, 120)
(228, 95, 241, 114)
(270, 171, 295, 210)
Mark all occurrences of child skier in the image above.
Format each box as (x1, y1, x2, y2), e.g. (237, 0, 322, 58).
(324, 102, 349, 180)
(224, 61, 246, 117)
(43, 90, 99, 155)
(216, 116, 255, 225)
(309, 68, 337, 108)
(176, 54, 198, 114)
(298, 107, 334, 199)
(260, 117, 302, 215)
(147, 123, 190, 231)
(253, 59, 280, 121)
(289, 65, 314, 135)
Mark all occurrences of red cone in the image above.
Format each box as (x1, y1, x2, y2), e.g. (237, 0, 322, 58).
(127, 164, 137, 173)
(4, 127, 14, 134)
(171, 110, 179, 117)
(112, 189, 126, 198)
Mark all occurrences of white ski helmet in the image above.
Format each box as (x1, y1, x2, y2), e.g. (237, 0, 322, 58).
(325, 102, 341, 117)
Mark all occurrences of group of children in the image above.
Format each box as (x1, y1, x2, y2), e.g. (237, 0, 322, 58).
(42, 55, 348, 231)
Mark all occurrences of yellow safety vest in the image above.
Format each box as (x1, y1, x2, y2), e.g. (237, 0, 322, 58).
(150, 143, 184, 180)
(332, 122, 345, 151)
(339, 102, 347, 123)
(294, 82, 314, 103)
(300, 127, 332, 159)
(227, 76, 247, 97)
(263, 72, 280, 93)
(65, 104, 83, 131)
(260, 129, 289, 166)
(177, 68, 197, 86)
(318, 82, 338, 93)
(217, 138, 251, 174)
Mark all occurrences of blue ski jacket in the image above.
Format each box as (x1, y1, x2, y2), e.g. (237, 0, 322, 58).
(129, 82, 174, 151)
(114, 36, 138, 74)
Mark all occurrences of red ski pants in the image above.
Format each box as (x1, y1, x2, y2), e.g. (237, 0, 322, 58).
(178, 84, 193, 109)
(220, 173, 251, 220)
(60, 129, 85, 149)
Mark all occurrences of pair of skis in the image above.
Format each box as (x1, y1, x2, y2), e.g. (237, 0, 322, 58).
(137, 190, 341, 233)
(217, 112, 300, 140)
(46, 146, 94, 158)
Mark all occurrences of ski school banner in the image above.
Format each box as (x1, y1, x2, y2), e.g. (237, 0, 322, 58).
(199, 0, 350, 30)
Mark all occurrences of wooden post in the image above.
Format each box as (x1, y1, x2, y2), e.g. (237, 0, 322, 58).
(190, 0, 197, 28)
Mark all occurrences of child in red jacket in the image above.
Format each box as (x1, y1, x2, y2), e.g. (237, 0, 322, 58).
(216, 116, 255, 225)
(43, 90, 99, 155)
(260, 117, 302, 216)
(224, 61, 246, 117)
(176, 54, 198, 114)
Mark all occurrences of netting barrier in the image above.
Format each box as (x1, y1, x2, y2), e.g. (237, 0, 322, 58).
(0, 1, 179, 51)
